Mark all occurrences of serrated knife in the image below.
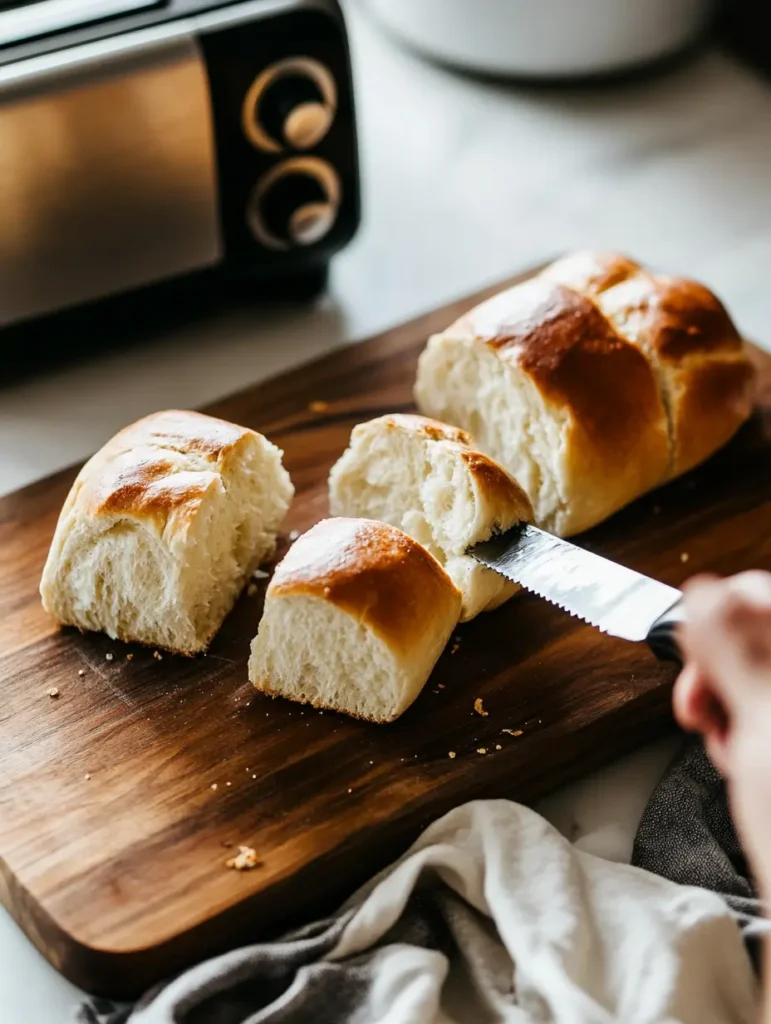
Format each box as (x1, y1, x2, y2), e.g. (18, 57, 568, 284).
(471, 524, 684, 661)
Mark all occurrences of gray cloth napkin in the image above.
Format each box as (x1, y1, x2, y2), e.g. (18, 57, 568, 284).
(632, 740, 762, 920)
(632, 739, 770, 953)
(75, 799, 758, 1024)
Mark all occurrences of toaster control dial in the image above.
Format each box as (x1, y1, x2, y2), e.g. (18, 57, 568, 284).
(243, 57, 337, 153)
(248, 158, 341, 250)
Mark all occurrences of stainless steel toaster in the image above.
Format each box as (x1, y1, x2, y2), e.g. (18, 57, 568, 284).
(0, 0, 359, 328)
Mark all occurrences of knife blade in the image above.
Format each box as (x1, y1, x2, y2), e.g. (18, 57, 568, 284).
(471, 524, 684, 661)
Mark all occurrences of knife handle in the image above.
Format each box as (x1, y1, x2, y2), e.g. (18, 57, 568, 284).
(646, 598, 685, 663)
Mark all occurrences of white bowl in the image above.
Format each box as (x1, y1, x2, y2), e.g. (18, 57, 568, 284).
(359, 0, 714, 79)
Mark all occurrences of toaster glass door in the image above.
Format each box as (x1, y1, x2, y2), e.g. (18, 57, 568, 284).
(0, 24, 222, 327)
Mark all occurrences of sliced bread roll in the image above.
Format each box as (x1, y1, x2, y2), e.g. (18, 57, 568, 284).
(40, 410, 294, 654)
(415, 251, 755, 536)
(541, 251, 756, 480)
(248, 517, 462, 722)
(328, 414, 533, 621)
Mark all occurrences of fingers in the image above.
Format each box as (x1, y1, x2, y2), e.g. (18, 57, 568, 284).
(675, 572, 771, 905)
(673, 571, 771, 779)
(672, 662, 730, 774)
(680, 572, 771, 713)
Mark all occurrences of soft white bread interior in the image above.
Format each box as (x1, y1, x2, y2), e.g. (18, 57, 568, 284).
(40, 410, 294, 654)
(328, 414, 533, 621)
(415, 251, 755, 536)
(249, 517, 462, 722)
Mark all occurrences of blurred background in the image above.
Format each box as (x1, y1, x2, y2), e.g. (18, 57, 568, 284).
(1, 0, 770, 1017)
(1, 0, 770, 496)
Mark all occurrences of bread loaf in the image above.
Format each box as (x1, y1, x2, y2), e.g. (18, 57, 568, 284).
(40, 410, 294, 654)
(542, 251, 756, 480)
(415, 251, 755, 536)
(328, 413, 532, 621)
(248, 517, 462, 722)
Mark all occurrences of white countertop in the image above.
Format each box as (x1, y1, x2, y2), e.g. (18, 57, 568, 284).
(2, 4, 770, 1019)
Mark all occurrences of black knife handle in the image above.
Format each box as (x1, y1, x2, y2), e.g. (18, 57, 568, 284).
(646, 597, 685, 663)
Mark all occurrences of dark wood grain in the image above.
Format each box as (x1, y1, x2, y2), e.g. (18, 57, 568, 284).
(1, 267, 770, 999)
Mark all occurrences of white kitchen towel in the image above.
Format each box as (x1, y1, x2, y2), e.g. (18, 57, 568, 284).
(80, 800, 759, 1024)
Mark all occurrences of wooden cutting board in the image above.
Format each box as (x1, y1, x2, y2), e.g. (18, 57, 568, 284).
(1, 267, 770, 999)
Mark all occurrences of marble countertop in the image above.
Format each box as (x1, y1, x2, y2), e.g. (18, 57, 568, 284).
(2, 4, 769, 1019)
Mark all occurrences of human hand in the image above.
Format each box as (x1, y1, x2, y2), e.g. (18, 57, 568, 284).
(673, 571, 771, 895)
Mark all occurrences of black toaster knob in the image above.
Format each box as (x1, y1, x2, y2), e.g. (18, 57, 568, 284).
(242, 58, 337, 153)
(247, 157, 341, 250)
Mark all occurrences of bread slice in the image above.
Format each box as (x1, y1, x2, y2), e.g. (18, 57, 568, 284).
(415, 251, 755, 536)
(248, 517, 462, 722)
(328, 414, 533, 621)
(40, 410, 294, 654)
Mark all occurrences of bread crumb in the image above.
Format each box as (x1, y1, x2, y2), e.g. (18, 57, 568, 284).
(502, 729, 523, 737)
(126, 653, 133, 661)
(450, 643, 460, 655)
(448, 751, 456, 759)
(153, 651, 163, 660)
(680, 552, 690, 563)
(474, 698, 488, 717)
(226, 781, 231, 787)
(47, 687, 59, 698)
(495, 744, 502, 751)
(288, 529, 300, 541)
(251, 568, 270, 580)
(77, 668, 86, 677)
(211, 783, 218, 791)
(477, 747, 487, 755)
(226, 845, 260, 871)
(105, 653, 113, 662)
(308, 400, 329, 413)
(438, 683, 445, 690)
(247, 583, 258, 597)
(347, 788, 352, 794)
(252, 774, 257, 779)
(84, 773, 91, 780)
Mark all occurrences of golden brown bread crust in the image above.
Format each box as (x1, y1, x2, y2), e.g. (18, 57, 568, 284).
(453, 277, 668, 479)
(380, 413, 472, 447)
(457, 251, 755, 481)
(269, 518, 462, 657)
(540, 249, 639, 296)
(547, 251, 756, 476)
(670, 356, 757, 475)
(110, 408, 249, 459)
(74, 410, 256, 534)
(586, 267, 742, 361)
(457, 450, 533, 523)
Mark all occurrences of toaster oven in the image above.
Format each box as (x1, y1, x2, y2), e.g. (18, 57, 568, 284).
(0, 0, 359, 329)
